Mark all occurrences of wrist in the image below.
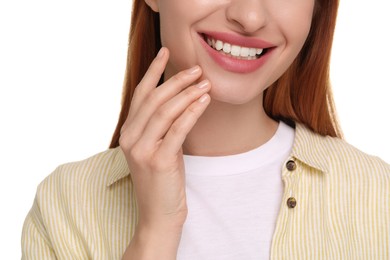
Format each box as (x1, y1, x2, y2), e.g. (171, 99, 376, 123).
(122, 222, 183, 260)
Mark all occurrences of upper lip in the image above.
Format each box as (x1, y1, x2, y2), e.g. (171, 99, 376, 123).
(199, 31, 275, 49)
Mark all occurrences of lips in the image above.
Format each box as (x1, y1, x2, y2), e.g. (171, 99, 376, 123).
(205, 35, 265, 60)
(198, 31, 275, 73)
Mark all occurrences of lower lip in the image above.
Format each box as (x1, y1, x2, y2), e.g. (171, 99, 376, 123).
(199, 34, 273, 74)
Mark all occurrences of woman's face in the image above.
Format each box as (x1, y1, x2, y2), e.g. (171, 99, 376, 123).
(146, 0, 315, 104)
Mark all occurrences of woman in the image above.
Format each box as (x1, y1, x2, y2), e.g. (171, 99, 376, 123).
(22, 0, 389, 259)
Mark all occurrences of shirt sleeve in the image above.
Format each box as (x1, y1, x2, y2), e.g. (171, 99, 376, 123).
(21, 196, 57, 260)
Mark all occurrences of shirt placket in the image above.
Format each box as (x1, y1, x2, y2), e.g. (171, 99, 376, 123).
(270, 157, 302, 259)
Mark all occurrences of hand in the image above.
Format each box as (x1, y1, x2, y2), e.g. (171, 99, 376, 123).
(119, 47, 211, 233)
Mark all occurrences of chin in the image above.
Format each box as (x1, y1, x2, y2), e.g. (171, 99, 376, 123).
(202, 75, 267, 105)
(207, 86, 261, 105)
(198, 63, 272, 105)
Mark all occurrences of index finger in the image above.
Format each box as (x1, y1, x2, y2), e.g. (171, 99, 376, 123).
(127, 47, 170, 120)
(138, 47, 170, 93)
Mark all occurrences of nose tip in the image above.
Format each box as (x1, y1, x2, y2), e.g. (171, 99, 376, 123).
(226, 1, 268, 34)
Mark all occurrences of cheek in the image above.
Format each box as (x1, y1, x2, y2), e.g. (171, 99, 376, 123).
(275, 1, 315, 48)
(290, 16, 313, 49)
(158, 1, 184, 46)
(284, 3, 314, 46)
(263, 2, 314, 87)
(158, 1, 199, 73)
(261, 2, 315, 90)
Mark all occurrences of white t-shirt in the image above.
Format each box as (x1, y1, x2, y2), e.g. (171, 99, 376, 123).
(178, 122, 295, 260)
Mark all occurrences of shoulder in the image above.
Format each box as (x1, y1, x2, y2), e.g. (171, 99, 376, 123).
(293, 123, 390, 175)
(35, 147, 130, 204)
(24, 148, 134, 258)
(293, 123, 389, 219)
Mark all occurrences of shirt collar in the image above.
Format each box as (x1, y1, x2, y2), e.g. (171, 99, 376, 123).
(106, 147, 130, 186)
(107, 123, 331, 186)
(291, 123, 330, 173)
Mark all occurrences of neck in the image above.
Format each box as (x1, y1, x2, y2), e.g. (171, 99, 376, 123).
(183, 95, 278, 156)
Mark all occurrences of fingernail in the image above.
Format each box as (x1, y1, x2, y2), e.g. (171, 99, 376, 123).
(157, 48, 165, 58)
(196, 80, 209, 89)
(198, 94, 209, 103)
(187, 65, 200, 75)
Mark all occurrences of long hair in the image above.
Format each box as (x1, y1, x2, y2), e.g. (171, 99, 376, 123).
(109, 0, 342, 148)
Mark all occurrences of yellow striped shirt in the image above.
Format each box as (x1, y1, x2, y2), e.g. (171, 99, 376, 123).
(22, 123, 390, 259)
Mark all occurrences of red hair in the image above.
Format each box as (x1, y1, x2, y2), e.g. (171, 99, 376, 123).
(109, 0, 342, 148)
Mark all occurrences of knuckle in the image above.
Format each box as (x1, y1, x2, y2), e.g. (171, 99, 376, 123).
(188, 104, 199, 115)
(119, 128, 143, 154)
(144, 91, 158, 105)
(119, 134, 133, 152)
(172, 73, 186, 84)
(119, 133, 130, 151)
(183, 88, 197, 99)
(129, 145, 148, 163)
(118, 136, 129, 150)
(134, 82, 151, 99)
(155, 107, 171, 120)
(170, 122, 186, 136)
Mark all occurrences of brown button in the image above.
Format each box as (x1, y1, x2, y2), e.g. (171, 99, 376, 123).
(287, 197, 297, 208)
(286, 160, 296, 171)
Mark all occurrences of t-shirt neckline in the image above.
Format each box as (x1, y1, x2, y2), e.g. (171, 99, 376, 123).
(183, 122, 295, 176)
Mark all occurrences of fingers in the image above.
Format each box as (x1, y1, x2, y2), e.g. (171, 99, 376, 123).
(136, 80, 211, 150)
(120, 46, 211, 159)
(139, 48, 168, 90)
(158, 93, 211, 156)
(128, 47, 170, 120)
(130, 65, 202, 121)
(122, 65, 203, 148)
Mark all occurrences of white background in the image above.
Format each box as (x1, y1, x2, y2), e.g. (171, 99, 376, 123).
(1, 0, 389, 258)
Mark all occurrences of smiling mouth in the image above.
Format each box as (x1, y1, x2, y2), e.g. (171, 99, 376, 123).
(202, 34, 269, 60)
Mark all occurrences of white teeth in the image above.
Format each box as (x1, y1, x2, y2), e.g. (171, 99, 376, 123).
(231, 45, 240, 56)
(222, 43, 231, 53)
(240, 47, 249, 57)
(207, 36, 264, 59)
(215, 40, 223, 51)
